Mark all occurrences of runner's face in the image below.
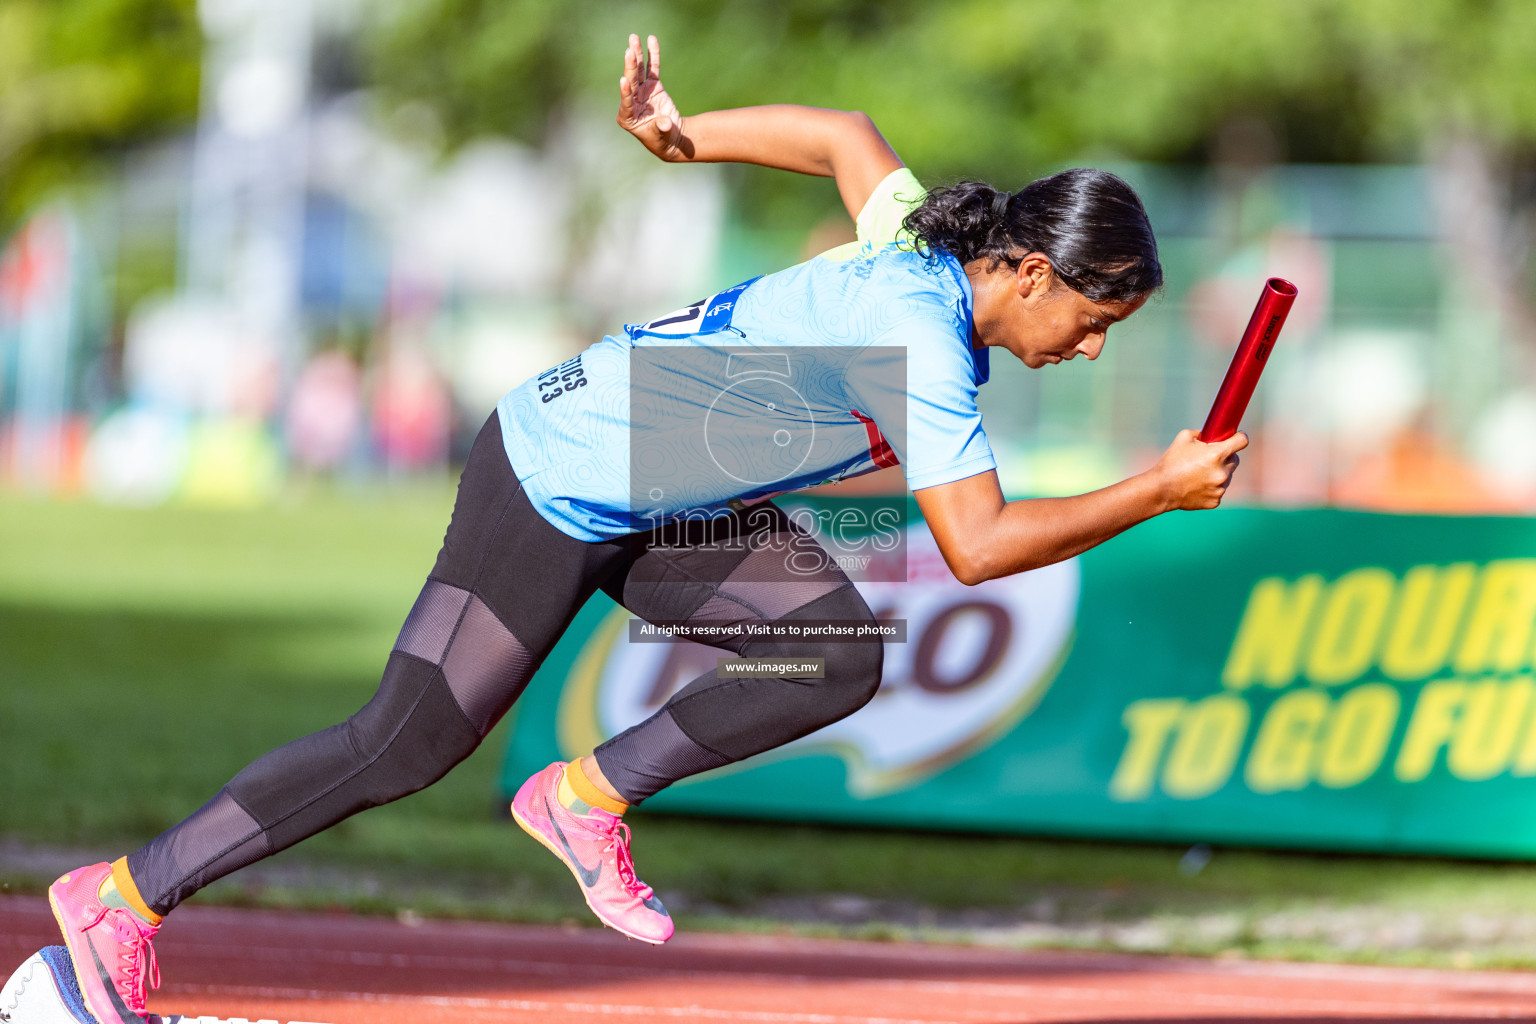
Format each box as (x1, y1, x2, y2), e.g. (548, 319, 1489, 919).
(998, 259, 1148, 369)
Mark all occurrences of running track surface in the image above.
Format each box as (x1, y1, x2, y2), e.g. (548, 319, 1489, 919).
(6, 896, 1536, 1023)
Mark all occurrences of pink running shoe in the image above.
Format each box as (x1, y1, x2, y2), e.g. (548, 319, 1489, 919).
(47, 863, 160, 1024)
(511, 762, 673, 944)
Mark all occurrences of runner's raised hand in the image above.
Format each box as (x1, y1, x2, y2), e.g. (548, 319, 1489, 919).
(617, 33, 689, 161)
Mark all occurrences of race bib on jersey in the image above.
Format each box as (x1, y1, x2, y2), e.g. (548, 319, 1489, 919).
(623, 277, 760, 340)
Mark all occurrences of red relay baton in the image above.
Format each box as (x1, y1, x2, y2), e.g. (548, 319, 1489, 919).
(1198, 277, 1298, 443)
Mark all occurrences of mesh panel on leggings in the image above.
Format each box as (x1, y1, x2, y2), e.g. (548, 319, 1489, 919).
(595, 709, 732, 802)
(686, 591, 757, 628)
(440, 594, 534, 735)
(130, 789, 271, 913)
(717, 536, 849, 621)
(394, 580, 471, 665)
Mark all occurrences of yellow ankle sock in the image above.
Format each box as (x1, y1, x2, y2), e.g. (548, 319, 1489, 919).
(561, 758, 628, 816)
(98, 857, 162, 927)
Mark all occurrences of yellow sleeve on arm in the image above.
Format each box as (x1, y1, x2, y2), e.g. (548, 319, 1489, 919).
(856, 167, 927, 248)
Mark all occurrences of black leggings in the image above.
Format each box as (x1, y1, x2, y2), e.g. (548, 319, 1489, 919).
(127, 413, 883, 915)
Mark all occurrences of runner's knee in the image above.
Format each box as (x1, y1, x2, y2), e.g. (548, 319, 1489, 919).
(749, 633, 882, 724)
(776, 582, 884, 720)
(820, 635, 884, 718)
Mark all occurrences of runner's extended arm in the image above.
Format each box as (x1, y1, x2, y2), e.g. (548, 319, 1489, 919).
(915, 430, 1248, 585)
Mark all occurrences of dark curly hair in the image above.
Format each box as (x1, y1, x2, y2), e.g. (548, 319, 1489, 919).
(901, 169, 1162, 303)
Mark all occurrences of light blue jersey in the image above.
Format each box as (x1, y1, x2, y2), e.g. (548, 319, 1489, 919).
(496, 168, 996, 542)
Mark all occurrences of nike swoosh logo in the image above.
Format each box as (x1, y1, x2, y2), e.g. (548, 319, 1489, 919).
(88, 938, 145, 1023)
(543, 797, 602, 887)
(641, 892, 668, 916)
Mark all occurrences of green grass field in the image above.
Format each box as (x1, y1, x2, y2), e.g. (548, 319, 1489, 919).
(5, 484, 1536, 968)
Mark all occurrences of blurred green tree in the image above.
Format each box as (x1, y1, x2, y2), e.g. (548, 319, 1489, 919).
(0, 0, 202, 228)
(365, 0, 1536, 332)
(362, 1, 1536, 184)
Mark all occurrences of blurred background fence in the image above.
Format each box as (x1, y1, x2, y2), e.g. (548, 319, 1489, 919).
(4, 0, 1536, 511)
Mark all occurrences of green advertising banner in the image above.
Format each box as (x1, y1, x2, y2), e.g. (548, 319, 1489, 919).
(502, 503, 1536, 858)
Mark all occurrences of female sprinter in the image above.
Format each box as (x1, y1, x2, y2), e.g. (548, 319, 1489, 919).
(48, 33, 1246, 1024)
